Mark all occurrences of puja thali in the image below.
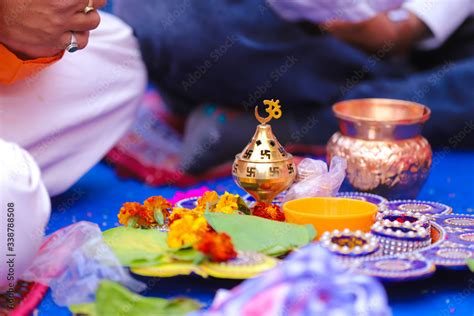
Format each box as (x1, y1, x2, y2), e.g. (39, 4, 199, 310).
(175, 192, 474, 281)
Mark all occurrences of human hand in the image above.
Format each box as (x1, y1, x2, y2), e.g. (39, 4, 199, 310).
(268, 0, 404, 24)
(0, 0, 107, 59)
(322, 12, 428, 55)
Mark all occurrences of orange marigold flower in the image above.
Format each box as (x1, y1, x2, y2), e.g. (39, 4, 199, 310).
(195, 191, 219, 213)
(252, 202, 285, 222)
(118, 202, 156, 228)
(167, 215, 209, 249)
(144, 196, 172, 225)
(194, 231, 237, 262)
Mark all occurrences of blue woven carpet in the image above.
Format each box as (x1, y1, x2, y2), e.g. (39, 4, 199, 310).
(38, 152, 474, 315)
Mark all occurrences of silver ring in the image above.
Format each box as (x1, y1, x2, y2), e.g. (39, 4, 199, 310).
(66, 32, 79, 53)
(84, 0, 94, 14)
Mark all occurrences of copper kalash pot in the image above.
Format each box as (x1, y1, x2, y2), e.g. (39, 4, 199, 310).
(233, 100, 297, 203)
(327, 99, 432, 199)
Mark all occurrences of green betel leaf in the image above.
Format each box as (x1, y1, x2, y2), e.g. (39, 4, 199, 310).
(69, 302, 97, 316)
(154, 209, 165, 226)
(205, 213, 316, 256)
(468, 259, 474, 272)
(103, 226, 170, 267)
(96, 281, 201, 316)
(237, 196, 251, 215)
(169, 247, 202, 262)
(127, 217, 138, 228)
(70, 281, 201, 316)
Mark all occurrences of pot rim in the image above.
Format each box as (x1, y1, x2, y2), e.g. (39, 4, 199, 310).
(333, 98, 431, 125)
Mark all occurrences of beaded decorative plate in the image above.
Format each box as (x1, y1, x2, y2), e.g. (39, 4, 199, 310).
(174, 193, 473, 281)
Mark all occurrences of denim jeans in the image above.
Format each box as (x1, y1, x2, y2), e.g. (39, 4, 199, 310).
(115, 0, 474, 148)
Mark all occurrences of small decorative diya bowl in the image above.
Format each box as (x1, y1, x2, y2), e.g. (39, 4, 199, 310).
(371, 221, 431, 255)
(283, 197, 378, 239)
(384, 199, 452, 217)
(327, 98, 432, 199)
(320, 229, 379, 257)
(377, 209, 431, 230)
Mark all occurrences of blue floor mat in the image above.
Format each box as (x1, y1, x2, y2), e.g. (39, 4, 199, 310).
(39, 152, 474, 315)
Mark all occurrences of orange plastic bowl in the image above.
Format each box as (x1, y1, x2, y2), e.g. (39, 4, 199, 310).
(283, 197, 378, 239)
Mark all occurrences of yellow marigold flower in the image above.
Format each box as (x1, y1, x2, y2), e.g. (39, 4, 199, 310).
(169, 207, 201, 224)
(195, 191, 219, 213)
(214, 191, 239, 214)
(167, 215, 209, 249)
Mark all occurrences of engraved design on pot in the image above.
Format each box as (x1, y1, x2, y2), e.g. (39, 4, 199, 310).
(328, 133, 432, 197)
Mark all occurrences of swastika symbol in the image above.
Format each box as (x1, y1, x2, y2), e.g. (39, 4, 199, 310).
(261, 150, 271, 159)
(246, 167, 256, 177)
(287, 163, 294, 174)
(269, 166, 280, 177)
(243, 149, 253, 159)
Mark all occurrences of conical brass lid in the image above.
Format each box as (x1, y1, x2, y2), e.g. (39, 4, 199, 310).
(237, 99, 292, 163)
(238, 124, 290, 162)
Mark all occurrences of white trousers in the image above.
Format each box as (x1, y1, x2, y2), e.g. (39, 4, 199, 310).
(0, 13, 146, 289)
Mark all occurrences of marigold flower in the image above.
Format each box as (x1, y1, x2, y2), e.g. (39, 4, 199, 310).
(214, 192, 240, 214)
(252, 202, 285, 222)
(144, 196, 172, 225)
(167, 215, 209, 249)
(195, 191, 219, 213)
(194, 231, 237, 262)
(118, 202, 156, 228)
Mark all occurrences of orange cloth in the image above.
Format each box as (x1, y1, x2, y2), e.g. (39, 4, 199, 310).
(0, 44, 63, 84)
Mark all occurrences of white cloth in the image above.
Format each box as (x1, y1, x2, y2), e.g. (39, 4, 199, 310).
(403, 0, 474, 49)
(268, 0, 404, 23)
(269, 0, 474, 50)
(0, 12, 146, 195)
(0, 140, 51, 291)
(0, 12, 146, 289)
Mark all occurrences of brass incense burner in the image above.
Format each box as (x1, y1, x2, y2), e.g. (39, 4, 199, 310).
(233, 100, 297, 203)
